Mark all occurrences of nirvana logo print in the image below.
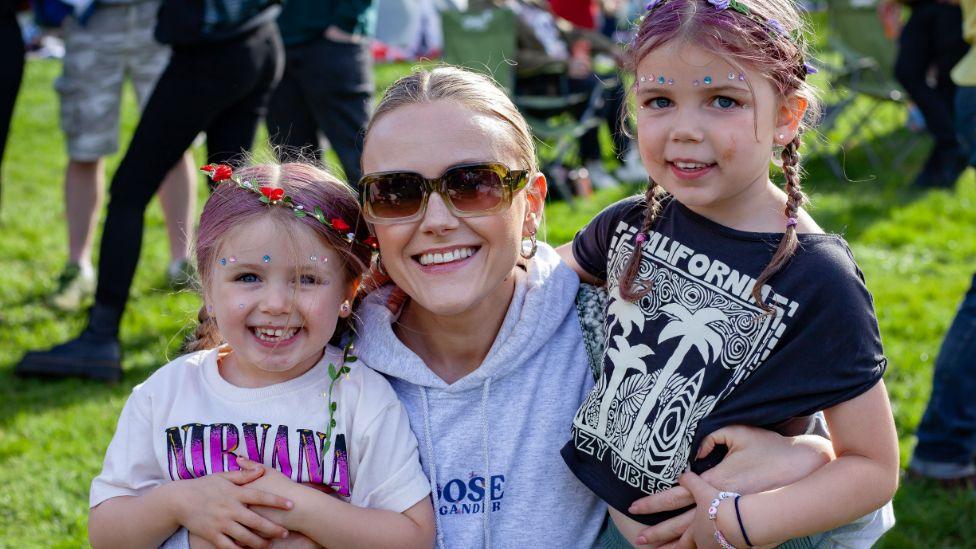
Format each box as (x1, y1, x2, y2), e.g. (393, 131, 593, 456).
(166, 423, 351, 496)
(572, 221, 799, 495)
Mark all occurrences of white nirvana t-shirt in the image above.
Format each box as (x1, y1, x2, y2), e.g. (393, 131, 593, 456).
(90, 345, 430, 513)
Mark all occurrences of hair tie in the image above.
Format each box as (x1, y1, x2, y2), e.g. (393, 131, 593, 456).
(635, 232, 648, 245)
(786, 217, 798, 228)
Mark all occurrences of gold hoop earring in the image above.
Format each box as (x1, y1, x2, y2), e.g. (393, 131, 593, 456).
(520, 232, 538, 260)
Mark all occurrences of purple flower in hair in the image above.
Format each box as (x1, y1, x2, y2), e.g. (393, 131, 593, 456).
(707, 0, 731, 9)
(767, 18, 785, 35)
(645, 0, 663, 10)
(804, 62, 819, 75)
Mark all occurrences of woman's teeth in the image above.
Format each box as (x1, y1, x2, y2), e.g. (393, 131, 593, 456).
(253, 327, 298, 342)
(418, 247, 475, 266)
(674, 161, 710, 170)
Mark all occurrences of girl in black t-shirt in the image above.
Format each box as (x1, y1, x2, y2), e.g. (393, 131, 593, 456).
(558, 0, 899, 546)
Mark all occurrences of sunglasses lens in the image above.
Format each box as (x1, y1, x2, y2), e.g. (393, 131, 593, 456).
(444, 167, 505, 213)
(366, 173, 426, 219)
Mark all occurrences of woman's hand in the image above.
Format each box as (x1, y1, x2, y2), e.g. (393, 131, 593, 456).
(174, 466, 293, 549)
(630, 425, 833, 546)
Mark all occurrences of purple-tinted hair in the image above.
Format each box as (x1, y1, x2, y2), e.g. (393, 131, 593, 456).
(195, 162, 371, 291)
(628, 0, 819, 123)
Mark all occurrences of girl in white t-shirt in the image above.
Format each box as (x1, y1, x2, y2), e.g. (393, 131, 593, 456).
(89, 162, 434, 549)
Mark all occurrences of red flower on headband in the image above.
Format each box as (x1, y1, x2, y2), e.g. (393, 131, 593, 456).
(200, 164, 233, 182)
(260, 186, 285, 201)
(363, 236, 378, 249)
(331, 218, 351, 231)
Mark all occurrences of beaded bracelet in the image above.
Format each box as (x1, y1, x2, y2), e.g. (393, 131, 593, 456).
(708, 491, 741, 549)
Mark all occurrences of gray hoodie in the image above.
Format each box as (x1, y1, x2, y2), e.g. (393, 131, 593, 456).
(355, 243, 607, 548)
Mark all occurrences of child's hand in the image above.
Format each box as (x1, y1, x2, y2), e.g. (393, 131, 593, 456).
(174, 466, 293, 549)
(236, 456, 304, 532)
(656, 472, 744, 549)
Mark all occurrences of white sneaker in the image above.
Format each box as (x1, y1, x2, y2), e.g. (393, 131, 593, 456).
(49, 263, 95, 312)
(615, 145, 647, 183)
(586, 161, 618, 190)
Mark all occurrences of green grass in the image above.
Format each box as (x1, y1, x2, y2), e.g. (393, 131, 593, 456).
(1, 55, 974, 548)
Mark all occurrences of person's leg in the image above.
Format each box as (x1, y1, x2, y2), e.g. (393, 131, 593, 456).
(205, 24, 283, 172)
(126, 0, 195, 272)
(266, 52, 320, 163)
(53, 8, 128, 310)
(956, 86, 976, 167)
(909, 273, 976, 483)
(302, 38, 373, 185)
(0, 13, 25, 210)
(64, 158, 105, 269)
(895, 4, 964, 186)
(157, 153, 196, 268)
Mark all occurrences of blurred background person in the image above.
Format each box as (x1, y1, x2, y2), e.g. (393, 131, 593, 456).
(16, 0, 284, 381)
(48, 0, 196, 312)
(267, 0, 376, 186)
(0, 0, 25, 213)
(892, 0, 968, 188)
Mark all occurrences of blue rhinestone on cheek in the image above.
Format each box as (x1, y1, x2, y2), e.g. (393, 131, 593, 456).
(704, 76, 713, 85)
(657, 75, 666, 84)
(220, 258, 227, 266)
(262, 255, 271, 263)
(667, 78, 674, 85)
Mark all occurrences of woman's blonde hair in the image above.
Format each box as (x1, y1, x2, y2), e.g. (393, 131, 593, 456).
(364, 66, 539, 175)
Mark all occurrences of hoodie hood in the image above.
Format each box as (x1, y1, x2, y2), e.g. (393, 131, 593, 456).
(356, 242, 580, 391)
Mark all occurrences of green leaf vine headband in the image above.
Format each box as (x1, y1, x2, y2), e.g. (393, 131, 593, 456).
(201, 164, 378, 251)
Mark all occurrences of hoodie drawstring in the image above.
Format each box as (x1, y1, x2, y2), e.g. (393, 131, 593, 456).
(481, 378, 492, 549)
(420, 387, 446, 549)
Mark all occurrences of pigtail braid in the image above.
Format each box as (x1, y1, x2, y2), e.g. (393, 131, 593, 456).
(183, 305, 223, 353)
(619, 180, 663, 302)
(752, 136, 807, 311)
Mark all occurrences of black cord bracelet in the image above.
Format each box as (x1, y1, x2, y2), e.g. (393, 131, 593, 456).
(734, 495, 754, 547)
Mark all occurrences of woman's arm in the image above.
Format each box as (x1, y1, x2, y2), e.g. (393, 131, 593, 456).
(709, 381, 899, 547)
(240, 459, 435, 549)
(88, 468, 293, 549)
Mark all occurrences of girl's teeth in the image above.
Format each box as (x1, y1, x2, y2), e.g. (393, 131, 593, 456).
(419, 247, 475, 266)
(254, 327, 298, 341)
(675, 161, 708, 169)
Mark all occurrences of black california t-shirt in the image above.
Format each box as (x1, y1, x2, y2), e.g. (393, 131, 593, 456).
(560, 195, 886, 525)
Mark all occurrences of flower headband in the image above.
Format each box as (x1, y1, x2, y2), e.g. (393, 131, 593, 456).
(201, 164, 378, 251)
(640, 0, 818, 76)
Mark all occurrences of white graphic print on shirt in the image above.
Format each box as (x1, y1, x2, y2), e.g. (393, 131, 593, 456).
(571, 220, 799, 494)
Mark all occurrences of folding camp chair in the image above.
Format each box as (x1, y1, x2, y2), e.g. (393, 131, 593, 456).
(441, 7, 617, 205)
(812, 0, 922, 179)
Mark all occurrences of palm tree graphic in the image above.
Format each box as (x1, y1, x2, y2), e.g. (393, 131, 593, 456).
(597, 335, 654, 435)
(621, 303, 728, 457)
(608, 285, 645, 337)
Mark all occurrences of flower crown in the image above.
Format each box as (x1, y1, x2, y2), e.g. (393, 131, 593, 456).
(201, 164, 378, 250)
(640, 0, 818, 76)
